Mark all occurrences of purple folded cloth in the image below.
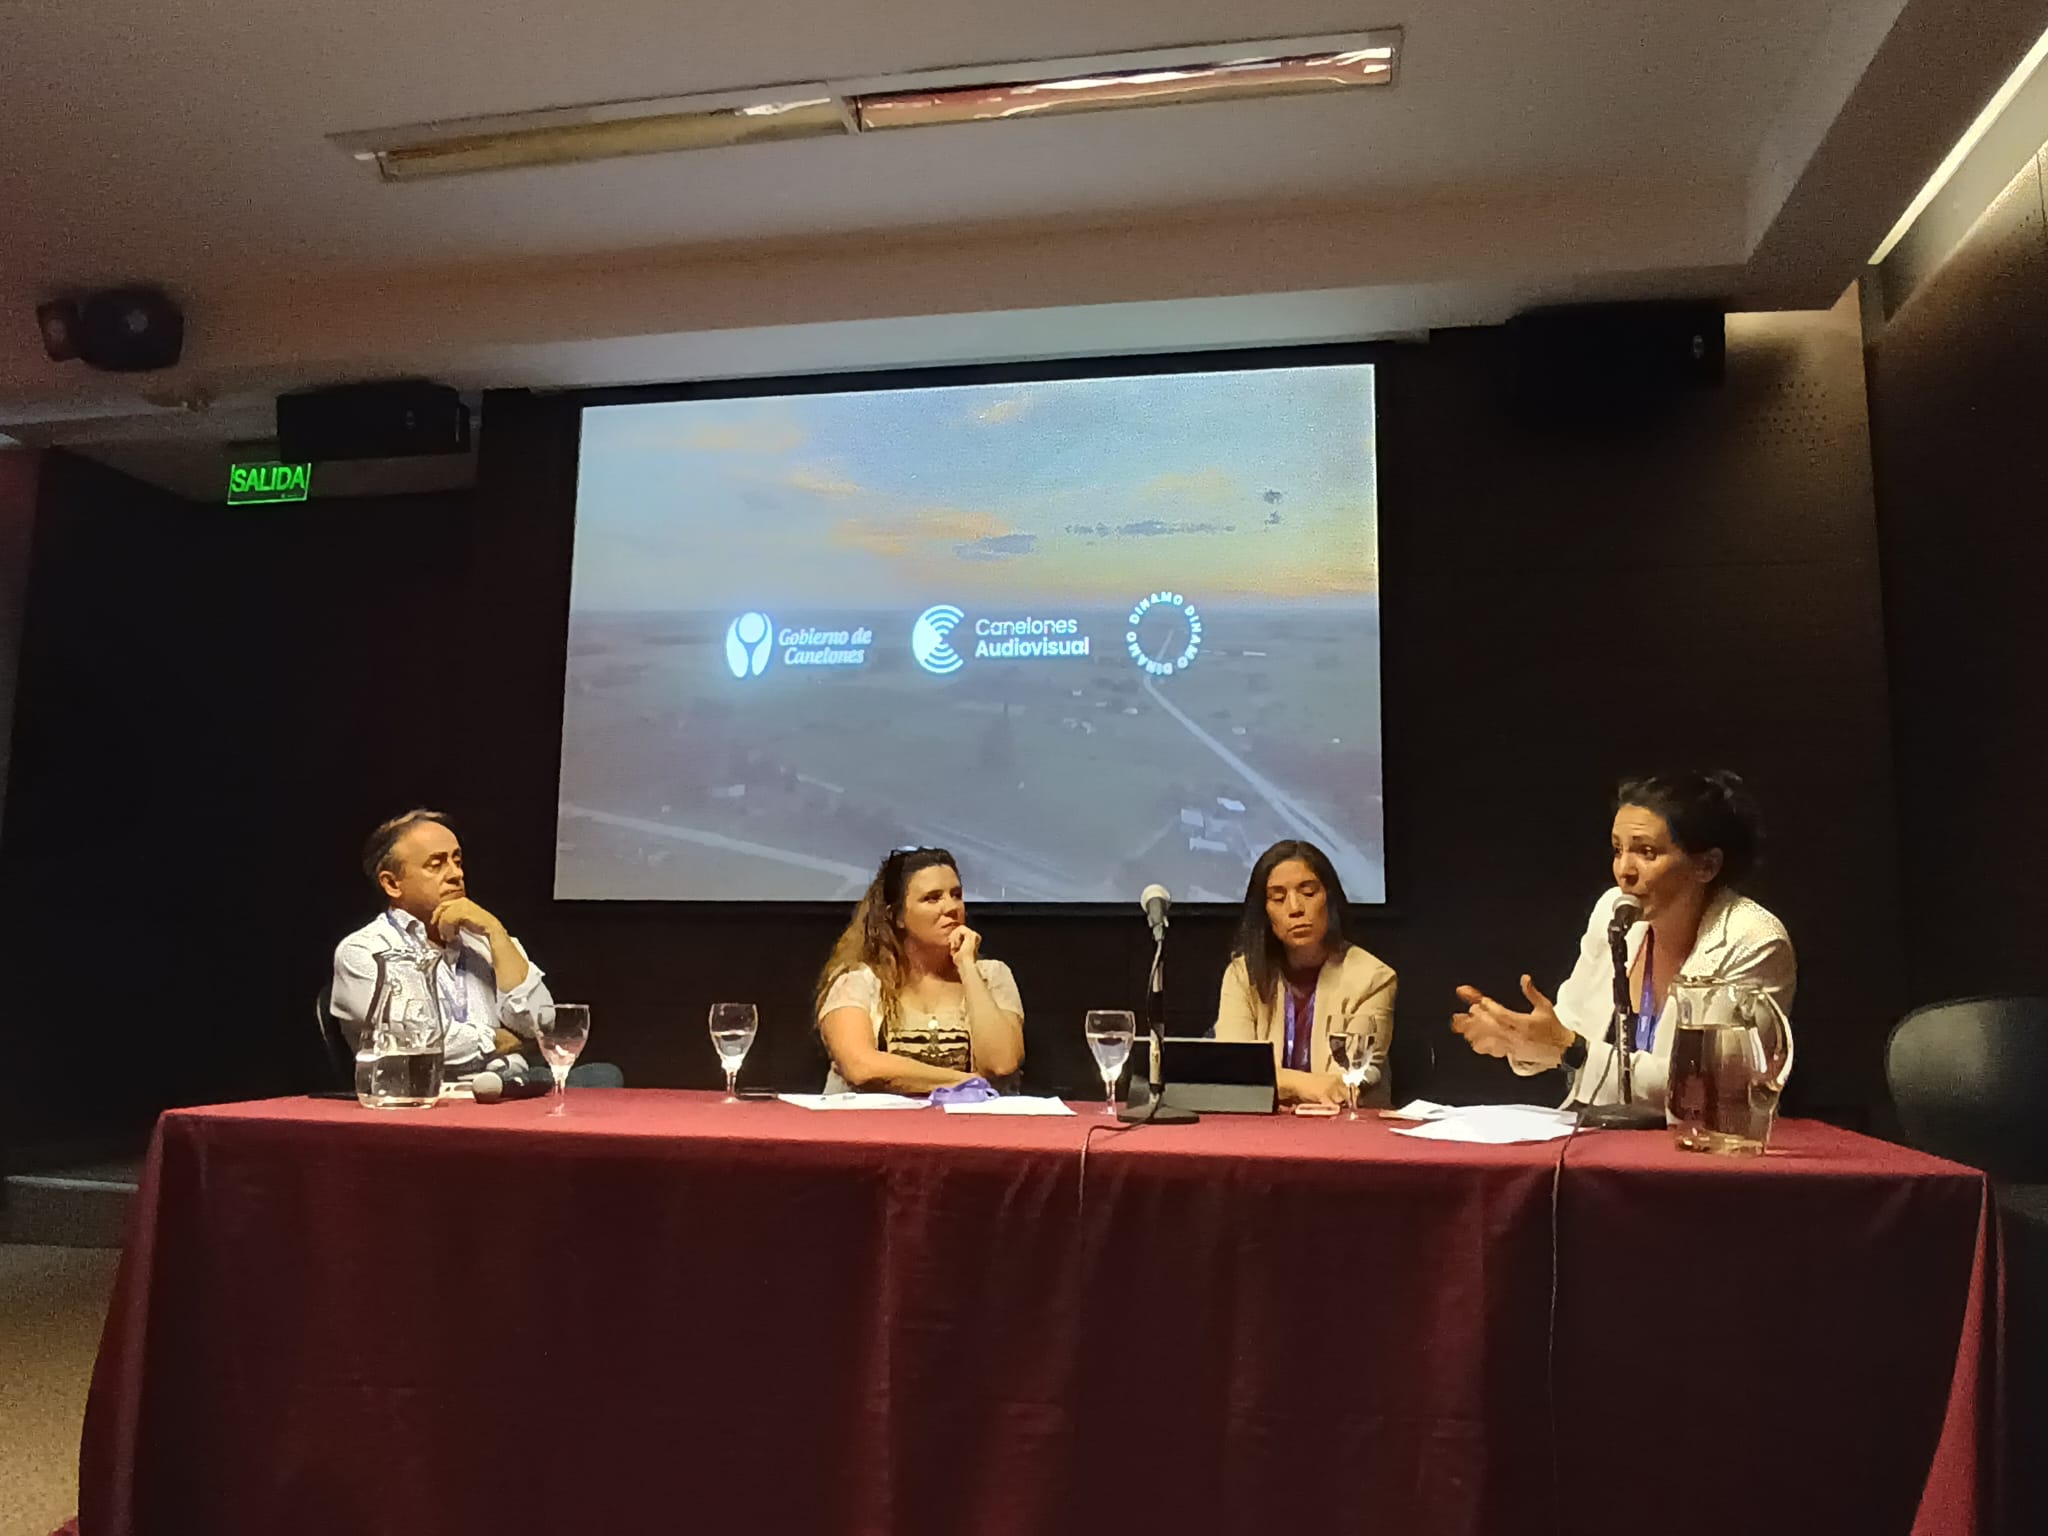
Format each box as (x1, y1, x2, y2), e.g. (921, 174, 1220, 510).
(928, 1077, 998, 1105)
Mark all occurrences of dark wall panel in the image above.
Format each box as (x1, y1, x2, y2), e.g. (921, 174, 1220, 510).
(0, 454, 481, 1148)
(1377, 300, 1898, 1114)
(1867, 150, 2048, 1005)
(0, 448, 37, 835)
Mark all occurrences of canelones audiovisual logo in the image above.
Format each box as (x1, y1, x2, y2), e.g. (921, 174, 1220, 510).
(912, 603, 1095, 673)
(911, 604, 966, 675)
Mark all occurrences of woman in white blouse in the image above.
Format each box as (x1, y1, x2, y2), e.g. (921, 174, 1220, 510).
(1451, 770, 1795, 1108)
(815, 846, 1025, 1094)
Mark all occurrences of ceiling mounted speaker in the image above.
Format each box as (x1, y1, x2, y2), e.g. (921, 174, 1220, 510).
(36, 286, 185, 372)
(276, 381, 472, 461)
(1504, 301, 1725, 428)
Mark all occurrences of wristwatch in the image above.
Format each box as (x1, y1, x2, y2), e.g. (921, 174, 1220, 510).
(1561, 1034, 1589, 1073)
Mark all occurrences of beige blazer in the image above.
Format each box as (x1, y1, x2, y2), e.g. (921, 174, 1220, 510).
(1215, 944, 1397, 1084)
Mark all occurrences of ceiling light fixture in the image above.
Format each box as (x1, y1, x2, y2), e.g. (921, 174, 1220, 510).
(853, 46, 1395, 132)
(337, 92, 852, 181)
(333, 31, 1400, 182)
(1870, 20, 2048, 264)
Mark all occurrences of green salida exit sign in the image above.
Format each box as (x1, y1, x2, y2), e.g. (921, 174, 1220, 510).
(227, 461, 312, 505)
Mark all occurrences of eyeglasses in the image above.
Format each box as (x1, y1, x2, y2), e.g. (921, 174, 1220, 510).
(883, 845, 954, 877)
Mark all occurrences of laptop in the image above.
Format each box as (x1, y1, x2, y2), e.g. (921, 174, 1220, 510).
(1121, 1037, 1278, 1115)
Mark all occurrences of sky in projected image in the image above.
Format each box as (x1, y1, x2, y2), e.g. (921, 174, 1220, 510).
(572, 369, 1377, 610)
(560, 366, 1384, 905)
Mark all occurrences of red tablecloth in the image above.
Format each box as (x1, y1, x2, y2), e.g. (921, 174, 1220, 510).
(79, 1093, 1993, 1536)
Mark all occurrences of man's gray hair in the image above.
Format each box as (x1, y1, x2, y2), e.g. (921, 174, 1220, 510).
(362, 808, 451, 890)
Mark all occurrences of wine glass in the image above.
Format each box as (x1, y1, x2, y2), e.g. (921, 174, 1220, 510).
(1084, 1010, 1137, 1117)
(708, 1003, 759, 1102)
(534, 1003, 590, 1116)
(1329, 1027, 1373, 1120)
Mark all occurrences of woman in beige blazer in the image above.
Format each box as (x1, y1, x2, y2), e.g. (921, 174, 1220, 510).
(1215, 840, 1397, 1107)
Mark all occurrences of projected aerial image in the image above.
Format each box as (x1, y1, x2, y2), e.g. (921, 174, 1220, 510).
(556, 366, 1385, 903)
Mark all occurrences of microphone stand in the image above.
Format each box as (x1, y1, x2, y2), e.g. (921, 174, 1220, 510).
(1119, 922, 1197, 1125)
(1581, 913, 1664, 1131)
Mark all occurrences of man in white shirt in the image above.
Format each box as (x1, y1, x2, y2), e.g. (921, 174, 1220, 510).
(331, 809, 553, 1072)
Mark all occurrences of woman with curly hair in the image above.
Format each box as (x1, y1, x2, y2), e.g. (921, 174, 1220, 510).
(815, 846, 1025, 1094)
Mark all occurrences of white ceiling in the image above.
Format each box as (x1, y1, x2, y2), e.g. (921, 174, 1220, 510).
(3, 0, 2046, 477)
(2, 1, 1834, 278)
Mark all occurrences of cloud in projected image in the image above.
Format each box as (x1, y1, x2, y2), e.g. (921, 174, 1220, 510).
(1073, 519, 1239, 538)
(786, 465, 861, 497)
(955, 533, 1039, 560)
(1139, 466, 1243, 504)
(969, 395, 1034, 426)
(830, 508, 1013, 559)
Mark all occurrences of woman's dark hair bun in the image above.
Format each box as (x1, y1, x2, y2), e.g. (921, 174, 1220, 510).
(1614, 769, 1763, 888)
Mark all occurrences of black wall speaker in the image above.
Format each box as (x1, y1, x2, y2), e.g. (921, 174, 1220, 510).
(276, 381, 472, 461)
(1504, 301, 1725, 426)
(35, 286, 185, 372)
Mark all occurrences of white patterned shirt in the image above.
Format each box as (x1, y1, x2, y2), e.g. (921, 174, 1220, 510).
(331, 908, 552, 1069)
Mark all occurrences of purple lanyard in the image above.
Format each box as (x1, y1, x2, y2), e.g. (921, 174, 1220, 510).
(1283, 984, 1315, 1072)
(1632, 926, 1658, 1053)
(383, 912, 471, 1024)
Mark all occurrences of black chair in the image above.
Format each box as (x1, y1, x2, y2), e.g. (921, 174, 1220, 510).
(1386, 1009, 1441, 1107)
(313, 982, 354, 1091)
(1885, 995, 2048, 1181)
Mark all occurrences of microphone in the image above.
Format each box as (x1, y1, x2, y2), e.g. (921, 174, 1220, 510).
(1119, 882, 1197, 1124)
(1580, 890, 1662, 1130)
(1139, 883, 1172, 940)
(469, 1065, 554, 1102)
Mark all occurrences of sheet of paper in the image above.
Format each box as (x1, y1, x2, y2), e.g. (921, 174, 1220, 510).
(1388, 1099, 1452, 1120)
(1458, 1103, 1577, 1124)
(1390, 1105, 1578, 1144)
(940, 1096, 1077, 1117)
(776, 1093, 931, 1111)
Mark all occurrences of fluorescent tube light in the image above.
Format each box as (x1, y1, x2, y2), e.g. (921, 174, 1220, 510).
(1870, 22, 2048, 264)
(354, 97, 849, 182)
(853, 47, 1396, 132)
(333, 31, 1401, 181)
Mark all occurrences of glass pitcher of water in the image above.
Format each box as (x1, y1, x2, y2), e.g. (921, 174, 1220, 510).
(1665, 974, 1794, 1155)
(355, 949, 447, 1109)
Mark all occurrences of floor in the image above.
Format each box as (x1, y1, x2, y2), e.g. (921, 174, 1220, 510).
(0, 1244, 118, 1536)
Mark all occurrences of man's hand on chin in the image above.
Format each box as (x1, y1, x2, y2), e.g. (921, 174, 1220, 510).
(429, 897, 502, 945)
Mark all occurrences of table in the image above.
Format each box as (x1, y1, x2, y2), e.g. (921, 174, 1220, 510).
(80, 1093, 1994, 1536)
